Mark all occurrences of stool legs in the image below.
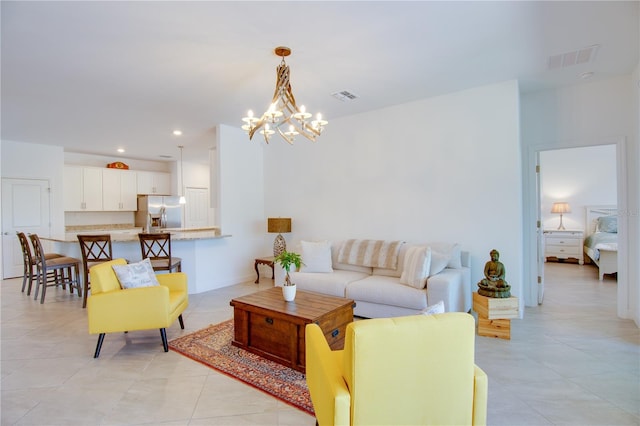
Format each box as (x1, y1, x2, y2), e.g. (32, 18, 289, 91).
(33, 264, 82, 304)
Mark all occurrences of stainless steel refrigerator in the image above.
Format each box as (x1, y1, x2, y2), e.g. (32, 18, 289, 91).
(135, 195, 183, 231)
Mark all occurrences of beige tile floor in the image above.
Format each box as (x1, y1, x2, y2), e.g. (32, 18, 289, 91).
(1, 262, 638, 425)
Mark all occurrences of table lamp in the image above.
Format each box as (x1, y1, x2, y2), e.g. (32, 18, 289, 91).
(268, 217, 291, 257)
(550, 202, 571, 230)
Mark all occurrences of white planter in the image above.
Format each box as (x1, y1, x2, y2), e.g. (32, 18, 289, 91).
(282, 284, 296, 302)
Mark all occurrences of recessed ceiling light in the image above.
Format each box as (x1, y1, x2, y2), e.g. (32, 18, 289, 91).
(173, 130, 182, 136)
(117, 148, 125, 153)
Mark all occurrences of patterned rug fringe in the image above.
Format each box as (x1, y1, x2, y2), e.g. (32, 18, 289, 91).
(168, 319, 314, 416)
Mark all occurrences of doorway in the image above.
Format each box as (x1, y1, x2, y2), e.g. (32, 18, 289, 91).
(528, 138, 628, 318)
(1, 178, 52, 278)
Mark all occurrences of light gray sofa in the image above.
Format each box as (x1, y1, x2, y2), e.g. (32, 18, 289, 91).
(274, 240, 471, 318)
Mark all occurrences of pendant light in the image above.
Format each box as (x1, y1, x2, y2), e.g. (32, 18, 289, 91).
(178, 145, 186, 205)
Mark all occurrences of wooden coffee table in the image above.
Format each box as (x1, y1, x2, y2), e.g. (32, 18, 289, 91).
(230, 287, 355, 373)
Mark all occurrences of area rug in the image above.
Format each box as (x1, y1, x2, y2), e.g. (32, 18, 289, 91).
(168, 319, 314, 416)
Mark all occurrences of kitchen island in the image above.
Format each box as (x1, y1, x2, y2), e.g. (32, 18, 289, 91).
(42, 227, 232, 294)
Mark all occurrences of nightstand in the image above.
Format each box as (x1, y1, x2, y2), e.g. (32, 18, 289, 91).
(544, 229, 584, 264)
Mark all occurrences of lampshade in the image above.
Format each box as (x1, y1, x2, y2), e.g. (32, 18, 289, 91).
(550, 202, 571, 230)
(267, 218, 291, 234)
(550, 202, 571, 214)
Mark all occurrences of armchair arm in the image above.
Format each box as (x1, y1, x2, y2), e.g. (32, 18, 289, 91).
(306, 324, 351, 426)
(87, 285, 171, 334)
(473, 364, 488, 426)
(157, 272, 188, 292)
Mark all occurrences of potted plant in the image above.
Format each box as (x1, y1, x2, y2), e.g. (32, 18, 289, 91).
(274, 251, 302, 301)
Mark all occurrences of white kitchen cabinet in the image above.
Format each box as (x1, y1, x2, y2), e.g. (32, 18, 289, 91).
(136, 171, 171, 195)
(544, 229, 584, 264)
(102, 168, 137, 211)
(64, 166, 103, 211)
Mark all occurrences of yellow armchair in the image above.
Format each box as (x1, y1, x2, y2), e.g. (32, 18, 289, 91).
(87, 258, 189, 358)
(306, 313, 488, 426)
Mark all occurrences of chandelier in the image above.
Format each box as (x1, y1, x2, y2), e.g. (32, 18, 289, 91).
(242, 46, 328, 144)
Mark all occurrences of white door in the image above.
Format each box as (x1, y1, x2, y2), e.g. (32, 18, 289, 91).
(184, 187, 210, 228)
(1, 178, 51, 278)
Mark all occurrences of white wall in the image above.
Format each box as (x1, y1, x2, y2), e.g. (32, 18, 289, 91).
(1, 140, 66, 236)
(521, 73, 639, 321)
(264, 80, 524, 309)
(632, 63, 640, 327)
(193, 124, 266, 289)
(540, 145, 617, 231)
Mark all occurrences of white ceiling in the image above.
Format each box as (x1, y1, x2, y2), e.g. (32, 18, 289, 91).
(2, 1, 638, 163)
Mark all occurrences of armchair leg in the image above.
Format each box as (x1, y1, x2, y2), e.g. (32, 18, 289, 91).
(160, 328, 168, 352)
(178, 314, 184, 329)
(94, 333, 105, 358)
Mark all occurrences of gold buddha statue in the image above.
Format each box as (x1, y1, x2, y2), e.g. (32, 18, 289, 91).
(477, 249, 511, 298)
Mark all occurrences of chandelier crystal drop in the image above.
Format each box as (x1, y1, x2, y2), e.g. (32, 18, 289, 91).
(242, 46, 328, 144)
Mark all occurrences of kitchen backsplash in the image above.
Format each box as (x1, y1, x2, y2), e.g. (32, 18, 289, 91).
(65, 211, 135, 227)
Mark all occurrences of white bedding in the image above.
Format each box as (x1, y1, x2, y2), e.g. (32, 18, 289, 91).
(584, 231, 618, 261)
(583, 205, 618, 280)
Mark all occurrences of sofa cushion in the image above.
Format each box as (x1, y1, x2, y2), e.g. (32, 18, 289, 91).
(290, 270, 369, 298)
(331, 241, 373, 274)
(338, 239, 404, 269)
(346, 275, 428, 311)
(429, 251, 449, 277)
(429, 242, 462, 269)
(374, 243, 424, 278)
(300, 240, 333, 273)
(399, 246, 431, 289)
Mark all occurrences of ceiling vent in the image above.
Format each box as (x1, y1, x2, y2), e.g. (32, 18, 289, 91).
(548, 45, 599, 70)
(332, 90, 358, 102)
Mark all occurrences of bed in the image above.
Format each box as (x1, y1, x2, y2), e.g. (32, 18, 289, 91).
(583, 205, 618, 280)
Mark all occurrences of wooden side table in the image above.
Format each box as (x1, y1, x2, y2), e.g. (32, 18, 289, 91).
(254, 256, 275, 284)
(473, 292, 518, 340)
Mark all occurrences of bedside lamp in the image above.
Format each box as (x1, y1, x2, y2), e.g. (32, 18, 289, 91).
(550, 202, 571, 230)
(267, 217, 291, 257)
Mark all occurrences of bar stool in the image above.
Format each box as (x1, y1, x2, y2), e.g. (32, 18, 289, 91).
(138, 233, 181, 273)
(16, 232, 63, 295)
(30, 234, 82, 304)
(77, 234, 113, 309)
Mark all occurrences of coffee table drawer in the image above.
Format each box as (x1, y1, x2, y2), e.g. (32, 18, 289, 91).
(249, 312, 293, 360)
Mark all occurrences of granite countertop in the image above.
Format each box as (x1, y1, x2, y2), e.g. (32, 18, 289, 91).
(45, 227, 228, 243)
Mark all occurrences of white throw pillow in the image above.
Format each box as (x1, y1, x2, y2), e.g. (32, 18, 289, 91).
(428, 250, 449, 277)
(300, 240, 333, 273)
(420, 300, 445, 315)
(430, 242, 462, 269)
(400, 246, 431, 289)
(112, 258, 160, 289)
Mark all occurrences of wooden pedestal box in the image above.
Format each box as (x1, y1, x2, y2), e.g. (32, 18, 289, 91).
(478, 318, 511, 340)
(473, 292, 519, 340)
(472, 292, 519, 319)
